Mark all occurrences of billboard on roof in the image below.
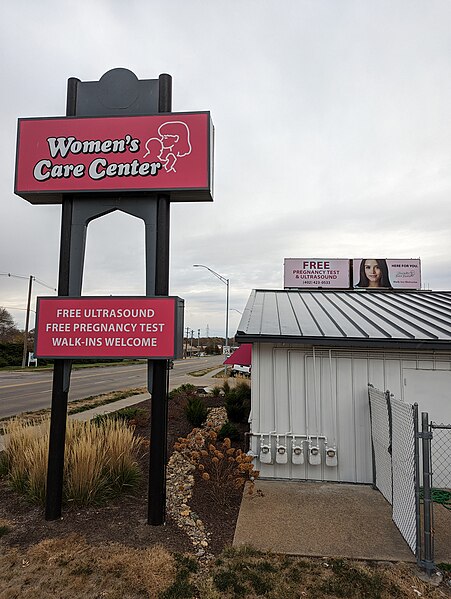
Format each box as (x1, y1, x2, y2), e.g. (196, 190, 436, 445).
(284, 259, 350, 289)
(352, 259, 421, 290)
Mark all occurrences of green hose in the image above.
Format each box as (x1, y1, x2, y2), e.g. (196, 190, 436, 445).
(420, 488, 451, 510)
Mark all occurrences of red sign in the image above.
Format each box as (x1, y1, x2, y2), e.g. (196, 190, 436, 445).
(35, 297, 183, 359)
(15, 112, 213, 203)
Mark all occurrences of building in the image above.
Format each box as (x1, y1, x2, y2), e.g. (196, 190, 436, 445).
(235, 289, 451, 483)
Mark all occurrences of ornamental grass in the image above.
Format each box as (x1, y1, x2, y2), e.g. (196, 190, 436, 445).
(1, 416, 144, 506)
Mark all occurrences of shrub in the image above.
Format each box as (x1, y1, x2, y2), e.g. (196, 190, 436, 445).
(175, 431, 259, 507)
(222, 380, 231, 396)
(184, 396, 208, 428)
(217, 421, 241, 442)
(210, 385, 222, 397)
(169, 383, 197, 400)
(92, 406, 148, 427)
(0, 343, 23, 368)
(225, 381, 251, 423)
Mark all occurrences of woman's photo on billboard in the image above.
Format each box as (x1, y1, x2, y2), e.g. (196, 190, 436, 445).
(356, 259, 392, 288)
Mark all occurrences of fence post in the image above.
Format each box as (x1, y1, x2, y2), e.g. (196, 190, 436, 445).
(413, 404, 421, 562)
(421, 412, 435, 575)
(368, 384, 377, 489)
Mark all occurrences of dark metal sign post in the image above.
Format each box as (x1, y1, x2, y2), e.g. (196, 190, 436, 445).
(14, 68, 213, 525)
(148, 75, 172, 525)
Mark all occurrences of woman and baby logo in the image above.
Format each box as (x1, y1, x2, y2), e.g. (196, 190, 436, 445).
(143, 121, 192, 174)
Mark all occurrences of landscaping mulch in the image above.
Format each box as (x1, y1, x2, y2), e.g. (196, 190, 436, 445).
(0, 392, 246, 556)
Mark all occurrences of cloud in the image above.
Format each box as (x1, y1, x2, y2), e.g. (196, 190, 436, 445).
(2, 0, 451, 335)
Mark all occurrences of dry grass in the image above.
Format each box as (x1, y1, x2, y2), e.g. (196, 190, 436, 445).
(64, 424, 108, 505)
(26, 434, 49, 503)
(1, 537, 448, 599)
(0, 534, 176, 599)
(2, 417, 144, 505)
(101, 418, 143, 491)
(203, 548, 451, 599)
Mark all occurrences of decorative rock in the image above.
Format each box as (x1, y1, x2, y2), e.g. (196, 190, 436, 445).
(164, 407, 227, 558)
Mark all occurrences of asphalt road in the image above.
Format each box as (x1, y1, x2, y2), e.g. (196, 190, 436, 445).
(0, 355, 225, 419)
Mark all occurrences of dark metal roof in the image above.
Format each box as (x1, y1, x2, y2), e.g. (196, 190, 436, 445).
(235, 290, 451, 350)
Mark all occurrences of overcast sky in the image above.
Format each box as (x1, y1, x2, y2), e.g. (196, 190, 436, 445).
(1, 0, 451, 338)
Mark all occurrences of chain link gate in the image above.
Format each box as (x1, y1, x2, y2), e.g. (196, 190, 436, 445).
(368, 386, 420, 558)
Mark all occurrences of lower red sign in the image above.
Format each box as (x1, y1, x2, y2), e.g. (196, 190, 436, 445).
(35, 297, 181, 359)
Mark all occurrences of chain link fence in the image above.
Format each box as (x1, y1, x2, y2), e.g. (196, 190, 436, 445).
(430, 424, 451, 492)
(369, 385, 451, 572)
(429, 423, 451, 564)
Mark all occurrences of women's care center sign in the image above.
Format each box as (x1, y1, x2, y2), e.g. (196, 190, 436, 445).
(15, 112, 213, 203)
(35, 297, 183, 359)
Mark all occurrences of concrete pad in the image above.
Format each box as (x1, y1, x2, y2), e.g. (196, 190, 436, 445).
(233, 480, 415, 561)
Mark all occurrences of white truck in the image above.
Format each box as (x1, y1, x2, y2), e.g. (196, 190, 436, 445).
(230, 364, 251, 377)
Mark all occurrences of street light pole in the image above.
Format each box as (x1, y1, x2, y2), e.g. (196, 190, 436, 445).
(225, 278, 229, 350)
(193, 264, 230, 352)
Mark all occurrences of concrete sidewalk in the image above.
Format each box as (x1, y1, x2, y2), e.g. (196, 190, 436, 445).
(233, 480, 416, 562)
(68, 392, 150, 422)
(0, 392, 151, 452)
(0, 365, 228, 451)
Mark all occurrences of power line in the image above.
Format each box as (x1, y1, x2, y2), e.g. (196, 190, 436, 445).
(0, 272, 57, 292)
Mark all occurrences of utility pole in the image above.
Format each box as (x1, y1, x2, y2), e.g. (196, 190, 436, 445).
(185, 326, 190, 358)
(21, 275, 33, 368)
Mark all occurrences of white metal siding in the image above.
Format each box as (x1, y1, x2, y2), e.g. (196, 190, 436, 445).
(250, 344, 451, 483)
